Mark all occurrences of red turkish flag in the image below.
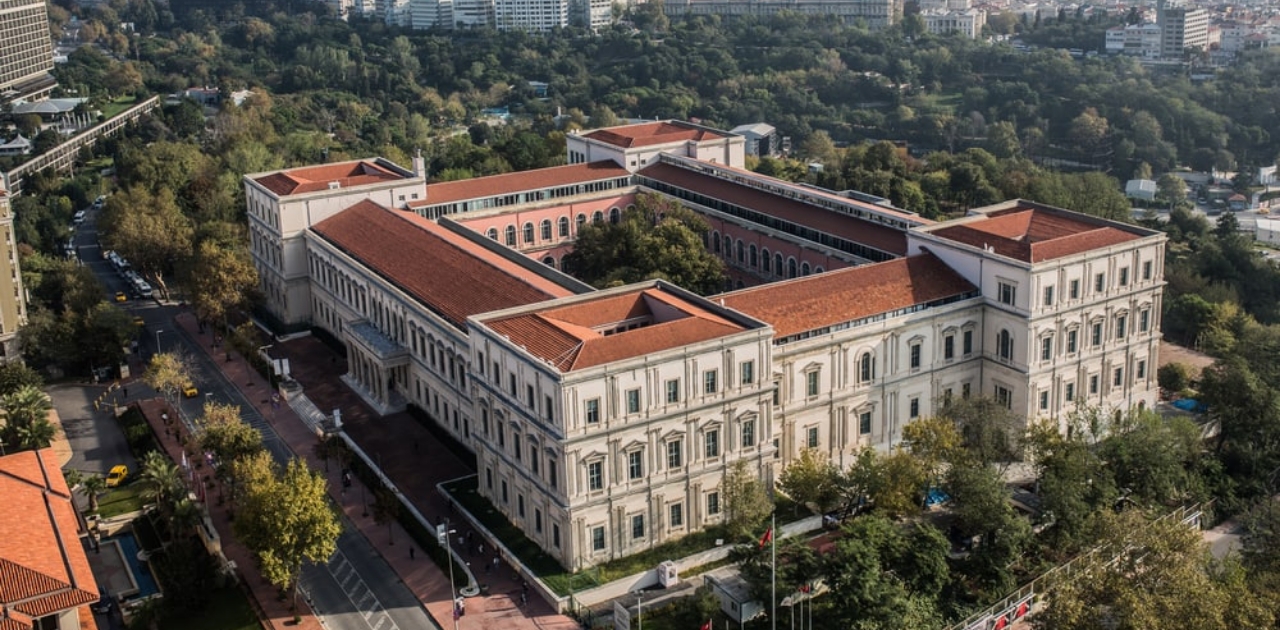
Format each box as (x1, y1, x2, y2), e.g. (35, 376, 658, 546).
(699, 620, 711, 630)
(758, 527, 773, 549)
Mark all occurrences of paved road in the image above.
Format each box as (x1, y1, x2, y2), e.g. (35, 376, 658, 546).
(53, 384, 136, 476)
(77, 204, 440, 630)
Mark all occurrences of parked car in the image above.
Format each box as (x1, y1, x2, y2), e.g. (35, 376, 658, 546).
(105, 465, 128, 487)
(182, 383, 198, 398)
(114, 291, 127, 302)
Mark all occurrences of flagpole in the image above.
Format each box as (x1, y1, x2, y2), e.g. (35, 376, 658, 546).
(771, 513, 776, 630)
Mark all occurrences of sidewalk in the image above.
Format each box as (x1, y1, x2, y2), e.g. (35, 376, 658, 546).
(171, 311, 582, 630)
(133, 396, 322, 630)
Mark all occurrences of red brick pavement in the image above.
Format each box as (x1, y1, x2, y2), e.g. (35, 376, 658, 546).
(171, 311, 582, 630)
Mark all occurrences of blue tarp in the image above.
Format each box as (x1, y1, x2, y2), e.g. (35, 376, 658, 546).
(1172, 398, 1207, 413)
(925, 488, 950, 507)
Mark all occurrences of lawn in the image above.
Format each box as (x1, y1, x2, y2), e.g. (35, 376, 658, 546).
(166, 586, 260, 630)
(97, 484, 147, 518)
(99, 96, 140, 121)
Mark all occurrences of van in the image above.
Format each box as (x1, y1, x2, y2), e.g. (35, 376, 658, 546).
(72, 211, 86, 224)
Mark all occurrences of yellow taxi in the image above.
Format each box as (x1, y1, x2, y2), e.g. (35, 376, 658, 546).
(182, 383, 199, 398)
(132, 316, 145, 327)
(106, 465, 128, 487)
(114, 291, 127, 302)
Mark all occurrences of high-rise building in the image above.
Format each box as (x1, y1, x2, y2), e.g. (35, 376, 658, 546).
(0, 0, 56, 103)
(1157, 0, 1209, 59)
(0, 186, 28, 360)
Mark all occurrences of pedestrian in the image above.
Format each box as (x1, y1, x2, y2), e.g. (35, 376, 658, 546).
(466, 530, 474, 544)
(493, 553, 500, 568)
(520, 591, 527, 606)
(458, 535, 465, 548)
(409, 547, 415, 560)
(522, 580, 528, 594)
(477, 543, 484, 556)
(122, 386, 128, 398)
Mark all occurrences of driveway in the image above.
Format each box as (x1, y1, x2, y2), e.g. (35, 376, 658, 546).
(52, 383, 136, 476)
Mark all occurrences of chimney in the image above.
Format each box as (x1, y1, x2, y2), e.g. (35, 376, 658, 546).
(412, 148, 426, 179)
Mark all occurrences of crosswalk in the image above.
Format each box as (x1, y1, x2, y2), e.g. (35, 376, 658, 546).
(325, 549, 401, 630)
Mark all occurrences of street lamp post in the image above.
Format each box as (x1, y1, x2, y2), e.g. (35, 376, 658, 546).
(636, 590, 644, 630)
(443, 520, 459, 630)
(155, 329, 163, 354)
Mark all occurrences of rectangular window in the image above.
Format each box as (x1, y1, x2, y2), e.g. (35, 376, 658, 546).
(998, 281, 1016, 306)
(509, 373, 516, 396)
(486, 467, 493, 489)
(1041, 337, 1053, 361)
(1095, 273, 1106, 293)
(707, 492, 720, 515)
(535, 509, 543, 532)
(1092, 323, 1103, 347)
(1116, 315, 1127, 339)
(592, 526, 605, 551)
(1066, 382, 1075, 402)
(1119, 267, 1129, 286)
(806, 426, 819, 448)
(530, 446, 539, 473)
(1143, 260, 1153, 280)
(498, 424, 505, 448)
(492, 362, 500, 383)
(526, 384, 535, 408)
(705, 430, 719, 458)
(501, 480, 508, 503)
(1140, 310, 1150, 332)
(742, 420, 755, 447)
(545, 395, 554, 423)
(1090, 374, 1099, 395)
(944, 335, 954, 360)
(665, 379, 680, 403)
(704, 370, 718, 394)
(631, 514, 645, 539)
(586, 399, 600, 424)
(667, 441, 682, 468)
(626, 389, 640, 414)
(962, 382, 972, 398)
(995, 385, 1012, 409)
(910, 344, 921, 369)
(513, 434, 521, 460)
(1039, 390, 1049, 410)
(548, 459, 557, 489)
(1070, 279, 1080, 299)
(1067, 329, 1078, 353)
(553, 524, 561, 548)
(1138, 360, 1147, 379)
(909, 397, 920, 418)
(741, 361, 755, 385)
(1114, 368, 1124, 387)
(517, 494, 525, 517)
(628, 451, 643, 480)
(669, 503, 683, 528)
(1043, 285, 1055, 307)
(859, 412, 872, 434)
(588, 461, 603, 491)
(806, 370, 820, 397)
(963, 330, 973, 355)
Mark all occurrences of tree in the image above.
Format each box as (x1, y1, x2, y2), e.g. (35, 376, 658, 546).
(1157, 173, 1189, 208)
(235, 458, 339, 617)
(901, 414, 962, 481)
(15, 418, 58, 450)
(138, 450, 186, 516)
(186, 240, 259, 327)
(1024, 418, 1115, 549)
(721, 459, 773, 540)
(198, 402, 264, 487)
(0, 363, 42, 397)
(778, 448, 839, 515)
(562, 193, 726, 295)
(1158, 362, 1193, 393)
(81, 474, 107, 513)
(1033, 510, 1274, 630)
(143, 353, 193, 403)
(372, 485, 400, 546)
(817, 515, 946, 629)
(99, 186, 194, 298)
(937, 396, 1024, 467)
(870, 448, 927, 519)
(1, 385, 52, 451)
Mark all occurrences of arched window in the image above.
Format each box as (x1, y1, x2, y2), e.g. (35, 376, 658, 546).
(736, 240, 745, 264)
(542, 256, 556, 268)
(523, 223, 535, 244)
(815, 266, 824, 274)
(593, 211, 604, 224)
(712, 232, 721, 253)
(775, 253, 784, 276)
(540, 219, 552, 240)
(558, 216, 570, 237)
(762, 249, 771, 273)
(505, 225, 516, 246)
(576, 213, 587, 228)
(859, 353, 875, 382)
(998, 329, 1014, 361)
(749, 244, 758, 267)
(626, 204, 636, 212)
(609, 207, 621, 224)
(788, 258, 798, 279)
(487, 228, 498, 241)
(801, 262, 811, 276)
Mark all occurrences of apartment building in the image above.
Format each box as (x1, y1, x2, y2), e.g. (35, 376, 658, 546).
(1158, 0, 1209, 59)
(0, 0, 56, 103)
(245, 120, 1164, 569)
(661, 0, 901, 29)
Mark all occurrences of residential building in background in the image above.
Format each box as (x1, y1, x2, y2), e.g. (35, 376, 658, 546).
(1157, 0, 1209, 59)
(0, 0, 56, 103)
(922, 8, 986, 38)
(661, 0, 901, 29)
(245, 120, 1164, 569)
(0, 186, 27, 360)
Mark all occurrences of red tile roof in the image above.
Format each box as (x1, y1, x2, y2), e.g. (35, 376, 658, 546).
(253, 160, 408, 196)
(583, 122, 726, 148)
(484, 287, 750, 372)
(311, 201, 575, 328)
(414, 161, 630, 207)
(929, 207, 1143, 263)
(0, 449, 99, 620)
(638, 162, 909, 256)
(718, 254, 976, 338)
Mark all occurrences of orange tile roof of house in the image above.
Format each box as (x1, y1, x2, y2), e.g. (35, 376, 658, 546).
(0, 449, 99, 622)
(483, 287, 751, 372)
(638, 162, 909, 256)
(414, 161, 630, 207)
(583, 122, 726, 148)
(929, 206, 1144, 263)
(311, 201, 575, 328)
(718, 254, 976, 338)
(253, 160, 408, 196)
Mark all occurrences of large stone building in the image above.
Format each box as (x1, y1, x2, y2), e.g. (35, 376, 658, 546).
(0, 186, 27, 360)
(0, 0, 56, 103)
(661, 0, 901, 29)
(246, 120, 1164, 569)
